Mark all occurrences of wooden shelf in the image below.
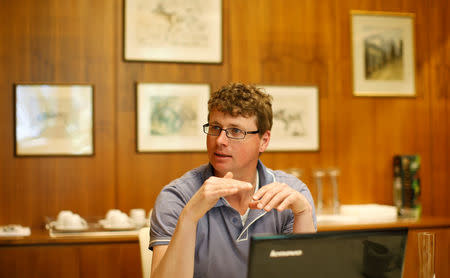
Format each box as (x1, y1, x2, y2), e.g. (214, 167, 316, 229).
(318, 216, 450, 231)
(0, 228, 138, 246)
(2, 216, 449, 246)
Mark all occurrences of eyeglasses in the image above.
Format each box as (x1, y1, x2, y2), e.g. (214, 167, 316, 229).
(203, 123, 259, 140)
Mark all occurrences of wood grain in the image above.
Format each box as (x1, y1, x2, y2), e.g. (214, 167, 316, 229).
(402, 228, 450, 278)
(0, 0, 448, 233)
(0, 243, 140, 278)
(0, 0, 117, 228)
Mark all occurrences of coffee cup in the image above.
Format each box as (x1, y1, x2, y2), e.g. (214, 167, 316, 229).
(64, 213, 87, 228)
(56, 211, 86, 229)
(109, 212, 130, 227)
(106, 209, 122, 221)
(130, 208, 146, 227)
(57, 210, 74, 226)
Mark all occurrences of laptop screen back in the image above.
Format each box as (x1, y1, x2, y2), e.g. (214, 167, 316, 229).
(247, 228, 408, 278)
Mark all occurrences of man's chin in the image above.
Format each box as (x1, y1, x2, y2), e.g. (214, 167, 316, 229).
(211, 163, 232, 177)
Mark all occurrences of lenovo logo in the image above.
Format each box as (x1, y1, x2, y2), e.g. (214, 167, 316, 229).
(269, 249, 303, 258)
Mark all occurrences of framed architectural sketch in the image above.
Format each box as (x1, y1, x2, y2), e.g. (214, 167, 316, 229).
(260, 85, 319, 151)
(124, 0, 222, 63)
(136, 83, 209, 152)
(351, 11, 416, 97)
(14, 84, 94, 156)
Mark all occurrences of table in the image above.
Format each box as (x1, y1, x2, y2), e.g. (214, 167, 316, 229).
(1, 216, 449, 278)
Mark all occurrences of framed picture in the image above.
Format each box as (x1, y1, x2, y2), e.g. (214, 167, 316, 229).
(351, 11, 416, 97)
(14, 84, 94, 156)
(136, 83, 210, 152)
(259, 85, 319, 151)
(124, 0, 222, 63)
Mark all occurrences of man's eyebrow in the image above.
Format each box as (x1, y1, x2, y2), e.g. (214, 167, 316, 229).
(209, 120, 244, 129)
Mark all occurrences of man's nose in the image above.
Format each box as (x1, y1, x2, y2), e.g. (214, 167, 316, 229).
(216, 129, 229, 144)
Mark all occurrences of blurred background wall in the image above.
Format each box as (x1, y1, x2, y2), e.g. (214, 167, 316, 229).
(0, 0, 448, 229)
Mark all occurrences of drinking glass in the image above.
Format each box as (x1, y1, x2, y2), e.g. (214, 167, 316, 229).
(417, 232, 435, 278)
(312, 169, 325, 214)
(312, 168, 340, 215)
(327, 167, 340, 214)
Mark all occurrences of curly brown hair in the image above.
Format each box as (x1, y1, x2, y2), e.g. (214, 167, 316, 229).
(208, 83, 273, 136)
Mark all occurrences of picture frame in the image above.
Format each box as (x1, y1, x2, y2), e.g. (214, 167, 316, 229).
(136, 83, 210, 152)
(14, 84, 94, 156)
(351, 11, 416, 97)
(124, 0, 222, 63)
(259, 85, 319, 151)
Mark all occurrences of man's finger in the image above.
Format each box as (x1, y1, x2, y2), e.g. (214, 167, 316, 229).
(211, 187, 239, 198)
(233, 180, 253, 191)
(221, 175, 252, 191)
(277, 194, 297, 212)
(248, 201, 260, 209)
(252, 184, 271, 200)
(259, 186, 283, 206)
(224, 172, 233, 179)
(265, 190, 291, 211)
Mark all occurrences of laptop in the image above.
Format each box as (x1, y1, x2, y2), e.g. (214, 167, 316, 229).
(247, 228, 408, 278)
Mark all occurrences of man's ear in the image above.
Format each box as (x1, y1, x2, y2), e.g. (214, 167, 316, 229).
(259, 130, 271, 153)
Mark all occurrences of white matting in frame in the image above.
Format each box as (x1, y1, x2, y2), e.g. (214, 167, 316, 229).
(15, 84, 94, 156)
(137, 83, 210, 152)
(124, 0, 222, 63)
(351, 11, 416, 97)
(260, 85, 319, 151)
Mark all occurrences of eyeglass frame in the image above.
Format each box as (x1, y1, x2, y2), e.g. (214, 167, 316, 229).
(202, 123, 259, 140)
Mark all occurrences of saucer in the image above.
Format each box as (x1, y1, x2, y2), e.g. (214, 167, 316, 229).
(51, 222, 89, 232)
(131, 218, 149, 228)
(99, 219, 136, 231)
(0, 225, 31, 237)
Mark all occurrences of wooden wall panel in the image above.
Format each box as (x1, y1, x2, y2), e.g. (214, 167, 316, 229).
(332, 0, 436, 209)
(0, 243, 140, 278)
(0, 0, 448, 231)
(114, 0, 230, 212)
(427, 0, 450, 217)
(0, 245, 80, 278)
(79, 244, 141, 278)
(228, 0, 338, 189)
(0, 0, 117, 228)
(403, 228, 450, 278)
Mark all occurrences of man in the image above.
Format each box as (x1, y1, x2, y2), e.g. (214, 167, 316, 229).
(150, 83, 316, 278)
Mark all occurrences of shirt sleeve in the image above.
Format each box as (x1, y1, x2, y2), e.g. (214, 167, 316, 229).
(281, 212, 295, 234)
(149, 184, 187, 250)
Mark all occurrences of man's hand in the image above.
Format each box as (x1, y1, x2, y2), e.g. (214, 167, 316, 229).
(249, 182, 312, 215)
(182, 172, 253, 223)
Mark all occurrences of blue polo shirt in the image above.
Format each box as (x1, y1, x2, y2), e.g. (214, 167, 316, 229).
(150, 160, 317, 278)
